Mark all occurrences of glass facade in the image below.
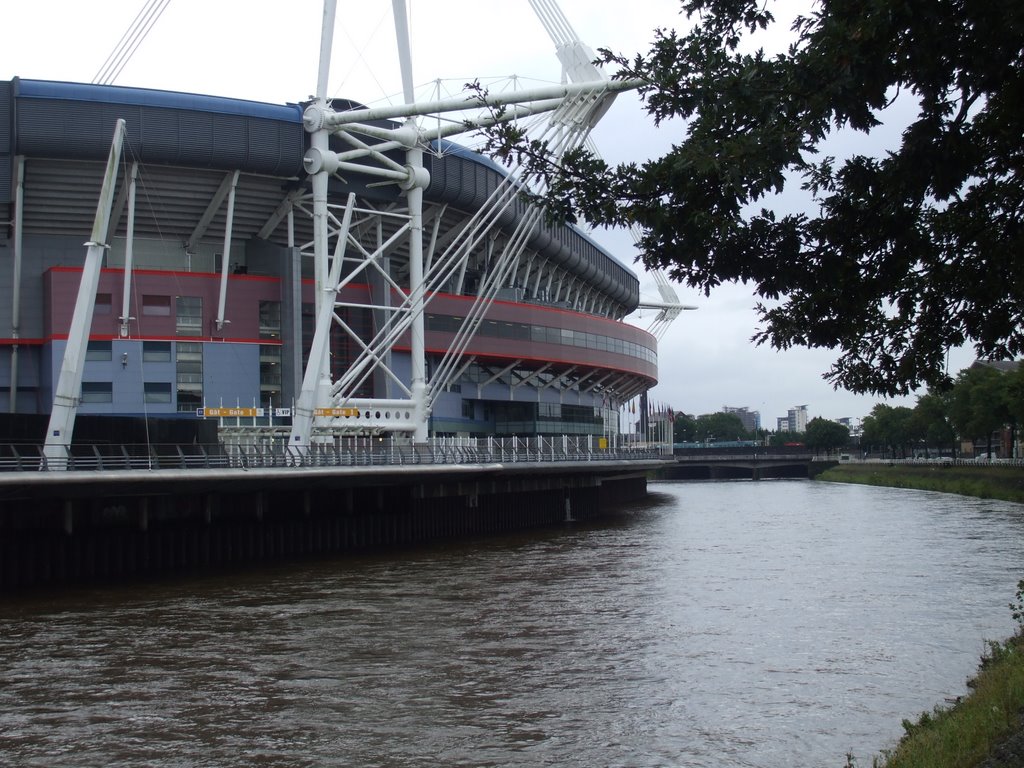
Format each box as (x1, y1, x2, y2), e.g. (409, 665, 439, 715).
(259, 301, 281, 341)
(176, 296, 203, 336)
(426, 313, 656, 364)
(259, 345, 282, 408)
(175, 342, 203, 412)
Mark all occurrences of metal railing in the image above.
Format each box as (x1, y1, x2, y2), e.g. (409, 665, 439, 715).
(833, 456, 1024, 468)
(0, 436, 666, 473)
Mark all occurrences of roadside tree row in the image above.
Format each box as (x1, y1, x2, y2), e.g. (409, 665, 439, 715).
(861, 364, 1022, 458)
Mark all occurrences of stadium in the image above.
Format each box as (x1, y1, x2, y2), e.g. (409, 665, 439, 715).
(0, 75, 660, 445)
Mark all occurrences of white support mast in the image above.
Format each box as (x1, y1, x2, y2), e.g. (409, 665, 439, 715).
(392, 0, 430, 443)
(119, 162, 139, 337)
(214, 169, 240, 332)
(310, 0, 338, 434)
(43, 119, 127, 466)
(10, 156, 25, 413)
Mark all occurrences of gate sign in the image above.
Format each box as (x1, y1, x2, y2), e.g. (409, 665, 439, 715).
(199, 407, 264, 418)
(314, 407, 361, 417)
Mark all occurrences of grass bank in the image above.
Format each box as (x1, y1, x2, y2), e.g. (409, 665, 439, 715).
(820, 464, 1024, 767)
(817, 463, 1024, 505)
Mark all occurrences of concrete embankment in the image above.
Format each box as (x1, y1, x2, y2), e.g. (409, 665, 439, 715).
(0, 461, 659, 593)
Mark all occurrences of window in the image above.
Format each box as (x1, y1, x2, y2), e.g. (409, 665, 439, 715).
(85, 339, 112, 361)
(142, 341, 171, 362)
(259, 344, 282, 407)
(95, 293, 112, 315)
(142, 295, 171, 316)
(144, 382, 172, 404)
(176, 296, 202, 336)
(259, 301, 281, 341)
(176, 342, 203, 412)
(80, 382, 112, 404)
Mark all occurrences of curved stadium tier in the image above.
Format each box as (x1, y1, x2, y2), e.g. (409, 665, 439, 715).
(0, 78, 657, 438)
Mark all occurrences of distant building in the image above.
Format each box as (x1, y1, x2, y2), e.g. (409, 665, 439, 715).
(723, 406, 760, 433)
(776, 416, 789, 432)
(783, 405, 808, 434)
(834, 416, 860, 439)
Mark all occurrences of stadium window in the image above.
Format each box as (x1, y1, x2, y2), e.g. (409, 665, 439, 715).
(142, 341, 171, 362)
(142, 295, 171, 316)
(80, 381, 112, 403)
(176, 296, 203, 336)
(176, 342, 203, 412)
(259, 344, 282, 407)
(95, 293, 112, 315)
(144, 382, 172, 404)
(85, 339, 112, 361)
(259, 301, 281, 341)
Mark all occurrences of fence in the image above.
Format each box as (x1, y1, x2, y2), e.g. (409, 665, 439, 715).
(0, 436, 664, 473)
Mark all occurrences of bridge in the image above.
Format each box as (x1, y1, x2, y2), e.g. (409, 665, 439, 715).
(662, 447, 831, 480)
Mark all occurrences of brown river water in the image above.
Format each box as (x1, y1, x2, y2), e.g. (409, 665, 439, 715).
(2, 479, 1023, 767)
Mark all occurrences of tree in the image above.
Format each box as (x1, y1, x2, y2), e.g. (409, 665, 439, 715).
(695, 411, 748, 442)
(804, 417, 849, 455)
(948, 365, 1011, 456)
(484, 0, 1024, 397)
(911, 391, 957, 457)
(673, 412, 699, 442)
(768, 430, 803, 447)
(860, 403, 916, 458)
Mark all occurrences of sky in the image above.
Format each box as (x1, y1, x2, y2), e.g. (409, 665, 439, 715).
(1, 0, 976, 427)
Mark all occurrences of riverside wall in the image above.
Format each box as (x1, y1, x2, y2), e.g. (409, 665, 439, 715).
(0, 461, 658, 593)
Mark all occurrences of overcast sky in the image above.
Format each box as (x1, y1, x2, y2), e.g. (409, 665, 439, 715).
(2, 0, 976, 426)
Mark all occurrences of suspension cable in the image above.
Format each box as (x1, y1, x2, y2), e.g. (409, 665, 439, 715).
(93, 0, 172, 85)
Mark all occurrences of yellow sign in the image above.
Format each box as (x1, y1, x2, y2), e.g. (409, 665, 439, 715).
(598, 437, 608, 450)
(201, 407, 263, 418)
(314, 407, 361, 418)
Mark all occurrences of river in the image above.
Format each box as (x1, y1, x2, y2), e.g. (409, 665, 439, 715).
(2, 479, 1023, 767)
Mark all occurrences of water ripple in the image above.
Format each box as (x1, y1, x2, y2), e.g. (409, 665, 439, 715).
(2, 480, 1023, 767)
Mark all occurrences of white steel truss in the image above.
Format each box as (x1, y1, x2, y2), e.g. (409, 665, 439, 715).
(530, 0, 696, 342)
(286, 0, 640, 450)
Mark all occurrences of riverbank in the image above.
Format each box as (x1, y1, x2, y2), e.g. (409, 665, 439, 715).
(819, 463, 1024, 767)
(817, 462, 1024, 504)
(871, 633, 1024, 768)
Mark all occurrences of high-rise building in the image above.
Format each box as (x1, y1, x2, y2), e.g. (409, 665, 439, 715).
(787, 405, 809, 433)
